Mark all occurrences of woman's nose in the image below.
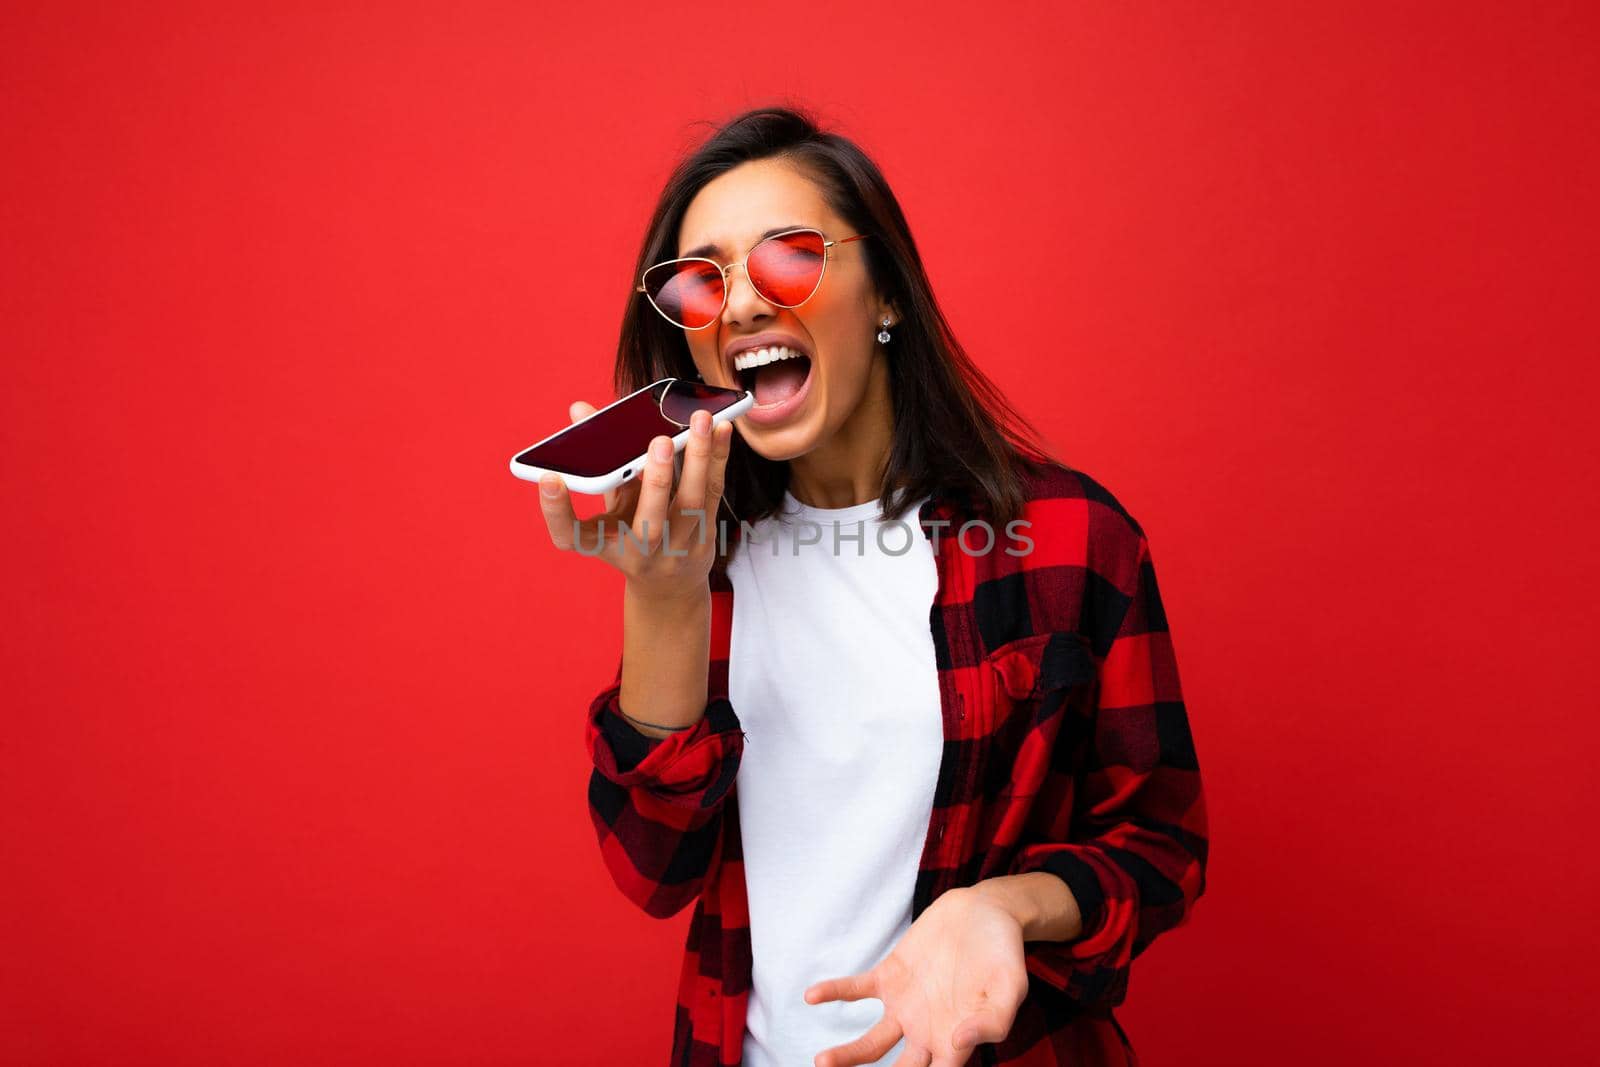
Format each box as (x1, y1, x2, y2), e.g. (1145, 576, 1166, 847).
(721, 263, 773, 325)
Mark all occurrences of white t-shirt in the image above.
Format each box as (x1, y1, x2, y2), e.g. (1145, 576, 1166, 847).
(727, 489, 944, 1067)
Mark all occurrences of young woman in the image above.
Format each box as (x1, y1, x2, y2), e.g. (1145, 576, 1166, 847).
(537, 106, 1209, 1067)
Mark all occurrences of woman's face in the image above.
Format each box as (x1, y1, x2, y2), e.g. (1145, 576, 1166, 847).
(675, 158, 896, 463)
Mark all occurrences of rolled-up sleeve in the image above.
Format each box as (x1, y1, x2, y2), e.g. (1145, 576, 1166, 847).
(585, 660, 746, 919)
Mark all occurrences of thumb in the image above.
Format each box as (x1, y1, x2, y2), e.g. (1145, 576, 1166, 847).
(951, 1006, 1007, 1052)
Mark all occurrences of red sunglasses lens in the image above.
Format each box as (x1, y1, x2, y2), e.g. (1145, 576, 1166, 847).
(748, 230, 826, 306)
(643, 259, 724, 329)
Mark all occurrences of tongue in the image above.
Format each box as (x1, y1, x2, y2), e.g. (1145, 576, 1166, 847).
(753, 358, 809, 406)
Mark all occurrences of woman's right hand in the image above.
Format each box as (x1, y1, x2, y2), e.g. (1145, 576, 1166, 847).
(537, 401, 734, 605)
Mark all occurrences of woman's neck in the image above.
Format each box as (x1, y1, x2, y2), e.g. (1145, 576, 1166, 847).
(785, 351, 895, 509)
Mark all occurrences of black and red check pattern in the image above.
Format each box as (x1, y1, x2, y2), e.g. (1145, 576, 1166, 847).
(584, 461, 1208, 1066)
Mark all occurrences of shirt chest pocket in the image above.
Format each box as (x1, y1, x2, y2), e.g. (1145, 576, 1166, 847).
(975, 630, 1099, 803)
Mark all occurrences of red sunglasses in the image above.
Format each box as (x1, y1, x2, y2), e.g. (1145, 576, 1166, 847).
(637, 227, 871, 330)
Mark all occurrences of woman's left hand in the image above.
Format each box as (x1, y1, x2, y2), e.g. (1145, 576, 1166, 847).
(804, 885, 1030, 1066)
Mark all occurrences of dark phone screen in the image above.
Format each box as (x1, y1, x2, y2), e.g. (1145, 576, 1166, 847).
(512, 380, 745, 478)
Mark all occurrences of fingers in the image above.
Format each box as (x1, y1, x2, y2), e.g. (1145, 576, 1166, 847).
(537, 473, 604, 554)
(669, 409, 718, 549)
(887, 1046, 933, 1067)
(950, 1005, 1008, 1053)
(813, 1016, 902, 1067)
(704, 416, 733, 522)
(804, 972, 877, 1005)
(674, 409, 713, 512)
(949, 981, 1025, 1058)
(626, 431, 677, 556)
(680, 412, 733, 538)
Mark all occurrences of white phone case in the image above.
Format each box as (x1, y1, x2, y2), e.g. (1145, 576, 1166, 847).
(508, 379, 754, 495)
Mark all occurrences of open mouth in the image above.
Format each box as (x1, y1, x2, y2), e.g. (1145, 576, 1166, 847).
(734, 346, 814, 408)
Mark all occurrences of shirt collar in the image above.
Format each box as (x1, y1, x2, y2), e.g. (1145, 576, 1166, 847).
(718, 483, 979, 548)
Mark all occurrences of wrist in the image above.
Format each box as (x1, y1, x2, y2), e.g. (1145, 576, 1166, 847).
(618, 583, 711, 738)
(971, 876, 1043, 939)
(617, 704, 695, 734)
(973, 873, 1081, 942)
(624, 581, 710, 621)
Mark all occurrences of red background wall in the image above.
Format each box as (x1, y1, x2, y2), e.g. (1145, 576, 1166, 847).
(3, 3, 1596, 1063)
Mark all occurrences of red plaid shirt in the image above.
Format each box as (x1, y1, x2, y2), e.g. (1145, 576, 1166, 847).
(584, 461, 1209, 1065)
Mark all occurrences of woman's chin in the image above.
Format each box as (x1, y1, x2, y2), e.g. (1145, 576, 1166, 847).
(737, 400, 825, 462)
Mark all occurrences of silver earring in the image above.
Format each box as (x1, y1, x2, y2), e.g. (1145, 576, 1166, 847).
(877, 316, 892, 344)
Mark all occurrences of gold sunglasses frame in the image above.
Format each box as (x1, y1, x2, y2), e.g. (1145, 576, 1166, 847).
(635, 227, 872, 331)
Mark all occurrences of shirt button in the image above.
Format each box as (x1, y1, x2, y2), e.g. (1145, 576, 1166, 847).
(937, 823, 945, 841)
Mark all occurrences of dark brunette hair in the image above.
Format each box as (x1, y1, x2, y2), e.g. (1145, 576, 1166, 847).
(614, 104, 1056, 564)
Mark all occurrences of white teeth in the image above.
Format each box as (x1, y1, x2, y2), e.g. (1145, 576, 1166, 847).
(732, 345, 806, 372)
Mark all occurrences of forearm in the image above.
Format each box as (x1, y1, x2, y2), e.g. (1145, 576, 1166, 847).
(972, 872, 1084, 943)
(618, 583, 711, 738)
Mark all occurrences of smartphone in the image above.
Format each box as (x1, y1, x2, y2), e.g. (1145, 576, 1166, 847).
(508, 377, 754, 495)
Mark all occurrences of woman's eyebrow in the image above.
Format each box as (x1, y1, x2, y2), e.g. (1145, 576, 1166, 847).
(680, 224, 812, 260)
